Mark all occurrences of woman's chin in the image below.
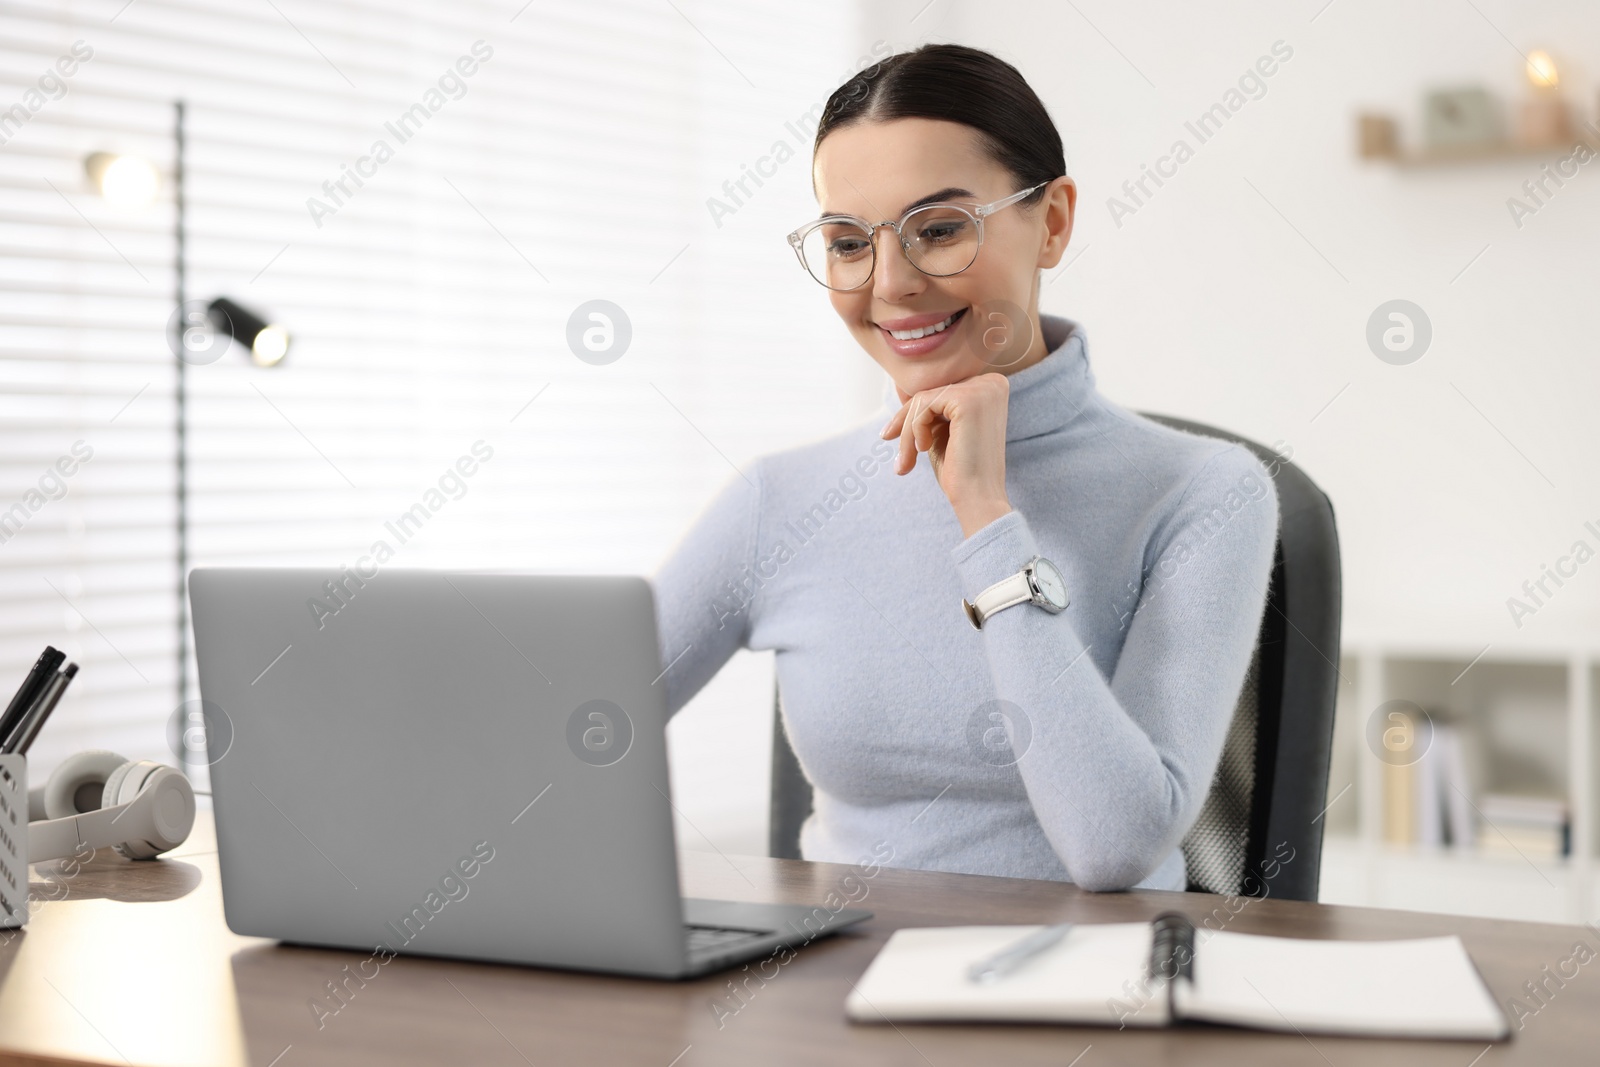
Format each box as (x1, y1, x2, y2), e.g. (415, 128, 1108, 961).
(886, 363, 976, 402)
(896, 350, 979, 388)
(858, 333, 980, 399)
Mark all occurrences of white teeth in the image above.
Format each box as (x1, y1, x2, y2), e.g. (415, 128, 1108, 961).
(888, 311, 960, 340)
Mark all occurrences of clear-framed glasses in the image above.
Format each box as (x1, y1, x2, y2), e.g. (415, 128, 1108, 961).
(786, 179, 1055, 292)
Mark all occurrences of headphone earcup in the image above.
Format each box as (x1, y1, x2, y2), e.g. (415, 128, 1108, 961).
(106, 762, 195, 860)
(42, 750, 129, 820)
(101, 758, 144, 810)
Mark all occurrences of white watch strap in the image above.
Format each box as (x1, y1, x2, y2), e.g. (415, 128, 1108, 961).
(966, 571, 1033, 629)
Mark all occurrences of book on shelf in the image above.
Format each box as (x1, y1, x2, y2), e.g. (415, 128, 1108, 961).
(1384, 761, 1414, 846)
(1376, 707, 1573, 859)
(1385, 714, 1476, 849)
(1414, 720, 1476, 849)
(1382, 716, 1568, 857)
(1477, 793, 1570, 859)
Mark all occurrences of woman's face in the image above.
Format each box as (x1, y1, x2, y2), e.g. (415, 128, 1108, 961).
(811, 117, 1076, 400)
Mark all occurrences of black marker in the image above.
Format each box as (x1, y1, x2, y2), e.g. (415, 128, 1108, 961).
(0, 646, 63, 749)
(10, 663, 77, 755)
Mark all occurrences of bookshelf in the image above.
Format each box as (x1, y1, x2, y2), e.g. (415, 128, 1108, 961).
(1317, 630, 1599, 923)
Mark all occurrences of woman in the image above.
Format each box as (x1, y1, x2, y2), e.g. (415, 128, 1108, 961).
(653, 43, 1278, 892)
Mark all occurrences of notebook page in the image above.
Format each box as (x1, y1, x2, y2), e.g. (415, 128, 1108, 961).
(846, 923, 1171, 1026)
(1174, 931, 1509, 1040)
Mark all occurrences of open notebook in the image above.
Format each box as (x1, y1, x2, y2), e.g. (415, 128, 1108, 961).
(846, 912, 1510, 1041)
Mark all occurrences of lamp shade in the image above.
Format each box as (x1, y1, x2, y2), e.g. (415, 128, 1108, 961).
(84, 151, 160, 207)
(206, 297, 290, 367)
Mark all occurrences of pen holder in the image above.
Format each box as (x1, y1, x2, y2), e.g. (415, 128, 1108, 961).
(0, 754, 26, 929)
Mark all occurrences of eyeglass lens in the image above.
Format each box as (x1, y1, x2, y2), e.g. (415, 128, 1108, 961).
(799, 205, 979, 290)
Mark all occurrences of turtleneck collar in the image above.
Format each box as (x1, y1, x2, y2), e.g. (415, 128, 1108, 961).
(878, 313, 1096, 442)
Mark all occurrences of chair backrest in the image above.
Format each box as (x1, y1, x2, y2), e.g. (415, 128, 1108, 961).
(769, 413, 1341, 901)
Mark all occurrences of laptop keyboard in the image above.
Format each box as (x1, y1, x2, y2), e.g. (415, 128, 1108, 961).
(685, 924, 769, 955)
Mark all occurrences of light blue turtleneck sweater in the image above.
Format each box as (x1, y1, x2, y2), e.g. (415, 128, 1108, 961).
(651, 315, 1278, 891)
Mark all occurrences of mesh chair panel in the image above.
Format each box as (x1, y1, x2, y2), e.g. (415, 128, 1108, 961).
(1181, 648, 1260, 895)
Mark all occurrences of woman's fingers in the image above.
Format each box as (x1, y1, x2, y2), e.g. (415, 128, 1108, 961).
(896, 396, 921, 474)
(879, 401, 915, 473)
(874, 372, 1012, 534)
(925, 419, 948, 479)
(894, 386, 957, 474)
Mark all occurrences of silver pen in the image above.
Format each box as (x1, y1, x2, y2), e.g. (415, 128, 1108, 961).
(965, 922, 1075, 984)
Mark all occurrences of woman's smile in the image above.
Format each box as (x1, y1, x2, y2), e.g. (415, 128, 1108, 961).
(876, 307, 969, 357)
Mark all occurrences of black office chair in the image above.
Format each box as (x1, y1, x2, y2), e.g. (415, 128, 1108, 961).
(769, 413, 1342, 901)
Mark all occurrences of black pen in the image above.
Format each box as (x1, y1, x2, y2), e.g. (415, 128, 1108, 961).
(10, 663, 77, 756)
(0, 646, 63, 749)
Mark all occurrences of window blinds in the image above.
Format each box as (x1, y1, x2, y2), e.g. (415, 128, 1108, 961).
(0, 0, 874, 850)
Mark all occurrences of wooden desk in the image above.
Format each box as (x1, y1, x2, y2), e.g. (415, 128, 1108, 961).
(2, 812, 1595, 1066)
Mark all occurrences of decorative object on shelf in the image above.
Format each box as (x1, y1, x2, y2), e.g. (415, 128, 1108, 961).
(1515, 49, 1571, 149)
(1357, 114, 1400, 160)
(1422, 86, 1504, 154)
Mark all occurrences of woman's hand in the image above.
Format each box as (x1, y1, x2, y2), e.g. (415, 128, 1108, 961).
(879, 373, 1013, 539)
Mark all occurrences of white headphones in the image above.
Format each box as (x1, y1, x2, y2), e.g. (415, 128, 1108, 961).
(27, 750, 195, 863)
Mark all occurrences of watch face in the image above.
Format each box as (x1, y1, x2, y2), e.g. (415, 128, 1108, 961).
(1031, 558, 1068, 609)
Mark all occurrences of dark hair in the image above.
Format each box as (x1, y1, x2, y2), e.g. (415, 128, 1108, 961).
(814, 44, 1065, 207)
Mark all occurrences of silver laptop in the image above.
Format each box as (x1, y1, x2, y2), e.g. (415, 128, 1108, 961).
(188, 567, 869, 978)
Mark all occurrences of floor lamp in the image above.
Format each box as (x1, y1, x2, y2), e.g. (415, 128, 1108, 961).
(85, 100, 291, 772)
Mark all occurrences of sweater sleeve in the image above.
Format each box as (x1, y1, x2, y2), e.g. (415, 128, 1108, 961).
(649, 461, 764, 718)
(951, 444, 1279, 891)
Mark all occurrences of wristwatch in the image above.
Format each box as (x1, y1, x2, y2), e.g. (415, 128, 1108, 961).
(962, 556, 1070, 630)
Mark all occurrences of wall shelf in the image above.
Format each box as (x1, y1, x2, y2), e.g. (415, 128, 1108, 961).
(1360, 134, 1600, 168)
(1356, 107, 1600, 168)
